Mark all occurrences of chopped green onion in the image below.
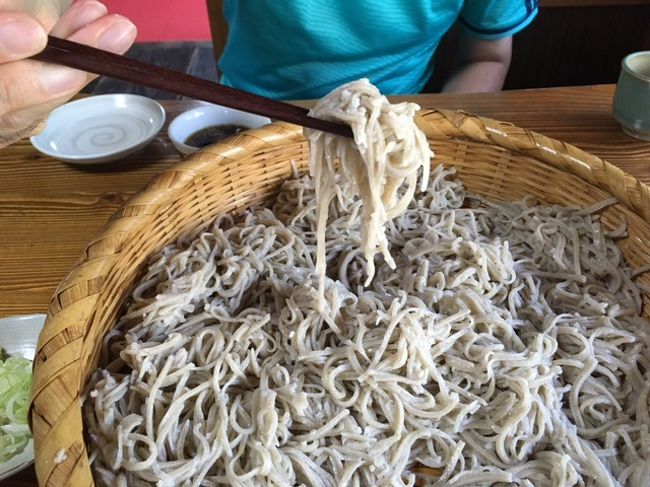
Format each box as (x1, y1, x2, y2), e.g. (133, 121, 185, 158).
(0, 353, 32, 462)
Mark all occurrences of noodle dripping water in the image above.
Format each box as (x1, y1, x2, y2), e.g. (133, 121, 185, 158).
(83, 80, 650, 487)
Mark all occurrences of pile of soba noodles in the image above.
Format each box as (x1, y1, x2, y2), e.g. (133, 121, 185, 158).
(83, 80, 650, 486)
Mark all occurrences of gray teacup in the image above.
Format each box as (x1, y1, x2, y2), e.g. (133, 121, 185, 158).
(613, 51, 650, 141)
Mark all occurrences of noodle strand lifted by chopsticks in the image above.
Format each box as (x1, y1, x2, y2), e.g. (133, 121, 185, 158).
(305, 79, 432, 297)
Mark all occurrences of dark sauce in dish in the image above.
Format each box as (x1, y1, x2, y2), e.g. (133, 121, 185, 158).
(185, 124, 248, 148)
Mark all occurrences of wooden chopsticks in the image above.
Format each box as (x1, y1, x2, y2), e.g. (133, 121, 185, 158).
(33, 36, 353, 139)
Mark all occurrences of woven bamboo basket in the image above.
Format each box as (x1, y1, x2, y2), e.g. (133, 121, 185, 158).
(29, 109, 650, 486)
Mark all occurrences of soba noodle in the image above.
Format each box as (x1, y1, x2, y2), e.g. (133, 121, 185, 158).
(305, 79, 431, 296)
(83, 81, 650, 487)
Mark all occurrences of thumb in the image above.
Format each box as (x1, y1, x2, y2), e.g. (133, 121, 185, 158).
(0, 12, 47, 63)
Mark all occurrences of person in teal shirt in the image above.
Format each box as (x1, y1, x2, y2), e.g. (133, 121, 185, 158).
(0, 1, 536, 147)
(219, 0, 538, 99)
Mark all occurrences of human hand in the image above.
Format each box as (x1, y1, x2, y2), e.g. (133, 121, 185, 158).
(0, 0, 136, 148)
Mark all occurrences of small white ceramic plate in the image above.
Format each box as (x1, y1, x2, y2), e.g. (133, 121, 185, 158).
(168, 104, 271, 155)
(0, 314, 46, 481)
(31, 94, 166, 164)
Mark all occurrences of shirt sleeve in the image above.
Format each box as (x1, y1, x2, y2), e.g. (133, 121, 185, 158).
(460, 0, 538, 40)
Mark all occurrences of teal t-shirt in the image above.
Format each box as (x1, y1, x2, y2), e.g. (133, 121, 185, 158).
(219, 1, 538, 99)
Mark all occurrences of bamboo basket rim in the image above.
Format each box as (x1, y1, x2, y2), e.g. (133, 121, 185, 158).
(28, 109, 650, 486)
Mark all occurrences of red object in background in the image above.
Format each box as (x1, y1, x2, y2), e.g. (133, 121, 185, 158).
(100, 0, 212, 42)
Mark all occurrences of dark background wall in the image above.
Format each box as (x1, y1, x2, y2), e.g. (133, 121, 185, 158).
(426, 1, 650, 91)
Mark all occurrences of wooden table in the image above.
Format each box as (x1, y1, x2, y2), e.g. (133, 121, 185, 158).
(2, 84, 649, 486)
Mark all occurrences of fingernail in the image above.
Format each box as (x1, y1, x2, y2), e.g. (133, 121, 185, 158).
(39, 65, 87, 96)
(0, 18, 46, 58)
(70, 1, 108, 29)
(97, 20, 136, 53)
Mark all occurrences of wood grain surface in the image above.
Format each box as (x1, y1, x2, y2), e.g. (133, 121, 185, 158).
(2, 84, 650, 486)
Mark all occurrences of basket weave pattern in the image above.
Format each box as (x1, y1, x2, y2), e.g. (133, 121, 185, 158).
(29, 110, 650, 486)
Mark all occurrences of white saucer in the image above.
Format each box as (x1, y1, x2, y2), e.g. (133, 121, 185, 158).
(31, 94, 166, 164)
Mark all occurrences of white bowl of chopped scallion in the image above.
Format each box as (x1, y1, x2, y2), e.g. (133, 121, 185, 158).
(0, 314, 45, 480)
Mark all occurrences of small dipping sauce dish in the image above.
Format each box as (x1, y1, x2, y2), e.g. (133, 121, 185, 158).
(169, 104, 271, 155)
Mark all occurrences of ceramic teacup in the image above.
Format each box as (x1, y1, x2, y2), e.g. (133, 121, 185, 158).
(613, 51, 650, 141)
